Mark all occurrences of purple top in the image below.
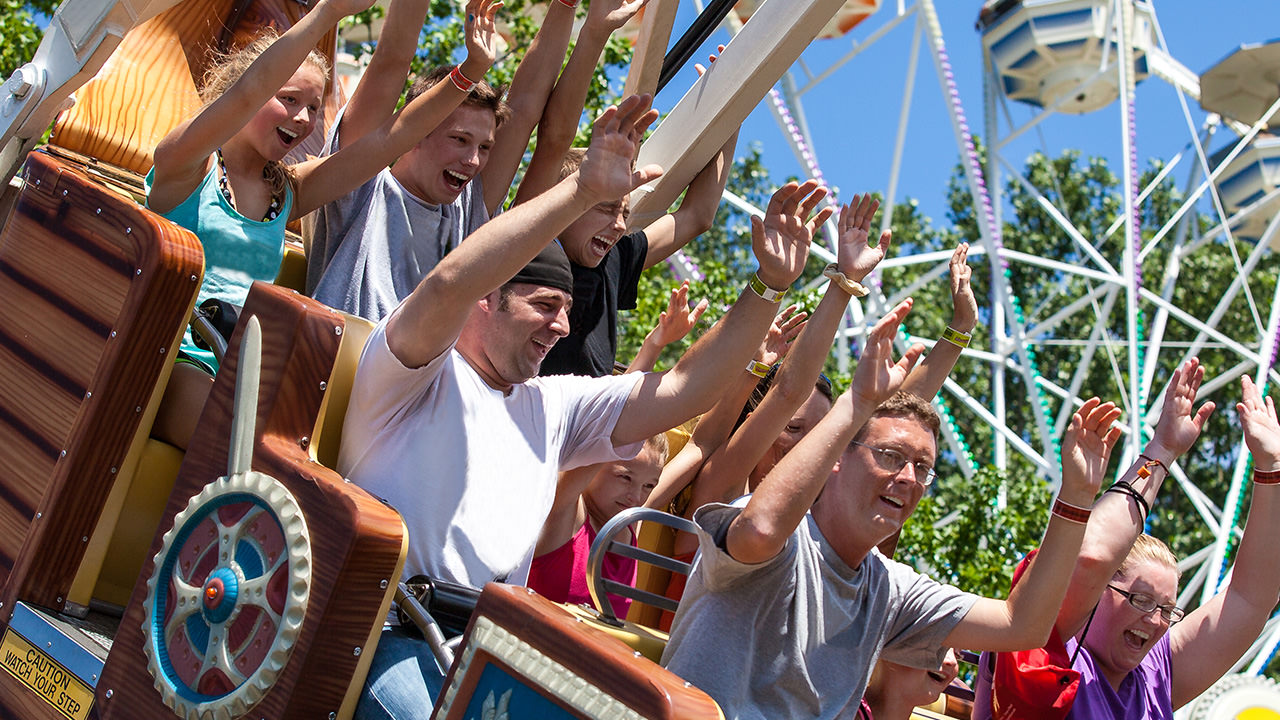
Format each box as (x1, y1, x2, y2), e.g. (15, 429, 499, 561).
(972, 633, 1175, 720)
(1065, 633, 1174, 720)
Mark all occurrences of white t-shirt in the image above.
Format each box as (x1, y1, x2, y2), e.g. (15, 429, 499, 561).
(339, 320, 644, 587)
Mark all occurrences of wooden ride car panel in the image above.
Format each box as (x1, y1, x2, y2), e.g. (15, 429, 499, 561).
(96, 283, 405, 720)
(435, 583, 723, 720)
(0, 150, 202, 614)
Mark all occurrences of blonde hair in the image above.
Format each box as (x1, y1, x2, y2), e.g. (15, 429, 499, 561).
(1117, 533, 1180, 582)
(643, 433, 670, 463)
(197, 30, 331, 198)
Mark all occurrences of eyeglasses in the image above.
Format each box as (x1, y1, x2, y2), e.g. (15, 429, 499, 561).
(1107, 584, 1185, 623)
(850, 441, 937, 486)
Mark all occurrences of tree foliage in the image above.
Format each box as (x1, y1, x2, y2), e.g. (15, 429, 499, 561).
(1, 0, 56, 80)
(899, 465, 1052, 598)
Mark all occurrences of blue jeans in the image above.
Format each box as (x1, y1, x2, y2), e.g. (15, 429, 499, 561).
(354, 626, 448, 720)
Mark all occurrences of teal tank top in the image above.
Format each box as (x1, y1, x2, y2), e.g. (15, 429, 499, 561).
(145, 164, 292, 371)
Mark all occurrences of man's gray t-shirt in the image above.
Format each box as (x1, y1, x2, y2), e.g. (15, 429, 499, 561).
(304, 105, 491, 321)
(661, 503, 977, 720)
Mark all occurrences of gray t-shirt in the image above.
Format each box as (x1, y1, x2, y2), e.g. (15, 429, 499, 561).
(661, 503, 977, 720)
(304, 105, 491, 321)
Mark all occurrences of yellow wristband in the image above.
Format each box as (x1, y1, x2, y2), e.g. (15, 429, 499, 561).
(822, 264, 869, 297)
(746, 360, 771, 378)
(748, 273, 787, 303)
(941, 326, 971, 348)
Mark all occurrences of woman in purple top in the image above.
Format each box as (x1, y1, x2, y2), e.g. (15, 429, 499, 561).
(975, 366, 1280, 718)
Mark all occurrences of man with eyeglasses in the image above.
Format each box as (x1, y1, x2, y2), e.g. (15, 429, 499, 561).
(971, 368, 1280, 719)
(661, 299, 1114, 720)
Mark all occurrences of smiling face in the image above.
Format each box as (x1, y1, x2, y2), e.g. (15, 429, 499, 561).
(559, 196, 630, 268)
(1084, 559, 1179, 689)
(240, 63, 326, 162)
(583, 444, 665, 528)
(815, 413, 937, 558)
(394, 104, 497, 206)
(749, 388, 833, 490)
(462, 283, 571, 390)
(869, 649, 960, 713)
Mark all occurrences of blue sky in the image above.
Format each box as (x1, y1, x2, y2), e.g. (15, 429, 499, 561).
(651, 1, 1279, 228)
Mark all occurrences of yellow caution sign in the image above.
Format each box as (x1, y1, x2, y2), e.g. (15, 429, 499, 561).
(0, 628, 94, 720)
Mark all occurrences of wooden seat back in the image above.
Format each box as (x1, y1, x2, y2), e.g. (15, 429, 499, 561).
(49, 0, 340, 177)
(0, 149, 203, 618)
(97, 282, 406, 720)
(311, 310, 375, 470)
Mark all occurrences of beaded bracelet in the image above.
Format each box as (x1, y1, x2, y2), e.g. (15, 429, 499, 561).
(1135, 453, 1168, 480)
(1254, 468, 1280, 485)
(449, 65, 477, 93)
(1052, 498, 1092, 524)
(1104, 479, 1150, 521)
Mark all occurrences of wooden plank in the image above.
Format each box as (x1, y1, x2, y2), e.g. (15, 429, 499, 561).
(436, 584, 722, 720)
(0, 150, 204, 613)
(96, 283, 406, 720)
(628, 0, 849, 228)
(622, 0, 680, 98)
(52, 0, 341, 176)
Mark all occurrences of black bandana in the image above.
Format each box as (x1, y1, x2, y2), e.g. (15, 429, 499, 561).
(509, 241, 574, 294)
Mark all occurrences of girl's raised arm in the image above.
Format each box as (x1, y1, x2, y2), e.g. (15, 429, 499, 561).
(149, 0, 374, 212)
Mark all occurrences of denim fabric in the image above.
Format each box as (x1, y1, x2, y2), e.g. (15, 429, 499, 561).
(354, 626, 448, 720)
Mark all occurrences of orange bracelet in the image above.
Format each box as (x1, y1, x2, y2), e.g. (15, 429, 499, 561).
(1135, 454, 1168, 479)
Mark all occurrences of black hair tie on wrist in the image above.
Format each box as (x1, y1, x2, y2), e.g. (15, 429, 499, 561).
(1104, 479, 1150, 521)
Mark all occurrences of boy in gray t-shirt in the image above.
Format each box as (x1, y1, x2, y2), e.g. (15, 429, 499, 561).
(662, 300, 1113, 720)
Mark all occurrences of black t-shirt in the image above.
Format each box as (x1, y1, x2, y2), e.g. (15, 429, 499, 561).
(540, 231, 649, 377)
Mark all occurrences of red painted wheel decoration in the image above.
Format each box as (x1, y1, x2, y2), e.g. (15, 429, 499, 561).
(142, 472, 311, 719)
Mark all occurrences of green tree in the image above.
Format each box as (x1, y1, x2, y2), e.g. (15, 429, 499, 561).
(1, 0, 56, 80)
(938, 142, 1280, 620)
(899, 465, 1052, 598)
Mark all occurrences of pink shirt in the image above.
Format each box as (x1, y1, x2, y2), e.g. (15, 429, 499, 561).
(529, 519, 637, 619)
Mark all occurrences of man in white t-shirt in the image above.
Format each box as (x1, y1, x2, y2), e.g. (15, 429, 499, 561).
(341, 94, 833, 720)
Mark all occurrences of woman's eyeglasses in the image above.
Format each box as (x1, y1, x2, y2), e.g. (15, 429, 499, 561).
(1107, 584, 1185, 623)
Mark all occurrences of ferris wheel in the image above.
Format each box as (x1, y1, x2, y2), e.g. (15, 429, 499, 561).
(700, 0, 1280, 681)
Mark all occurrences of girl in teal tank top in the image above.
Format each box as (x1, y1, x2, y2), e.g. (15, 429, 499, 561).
(145, 0, 502, 446)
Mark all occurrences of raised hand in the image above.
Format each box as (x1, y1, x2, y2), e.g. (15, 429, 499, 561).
(648, 281, 710, 348)
(1239, 375, 1280, 471)
(757, 304, 807, 367)
(949, 243, 977, 334)
(578, 94, 662, 203)
(752, 180, 831, 291)
(462, 0, 503, 75)
(585, 0, 648, 32)
(1148, 357, 1215, 462)
(835, 194, 892, 281)
(847, 299, 925, 409)
(1060, 397, 1122, 502)
(694, 45, 725, 77)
